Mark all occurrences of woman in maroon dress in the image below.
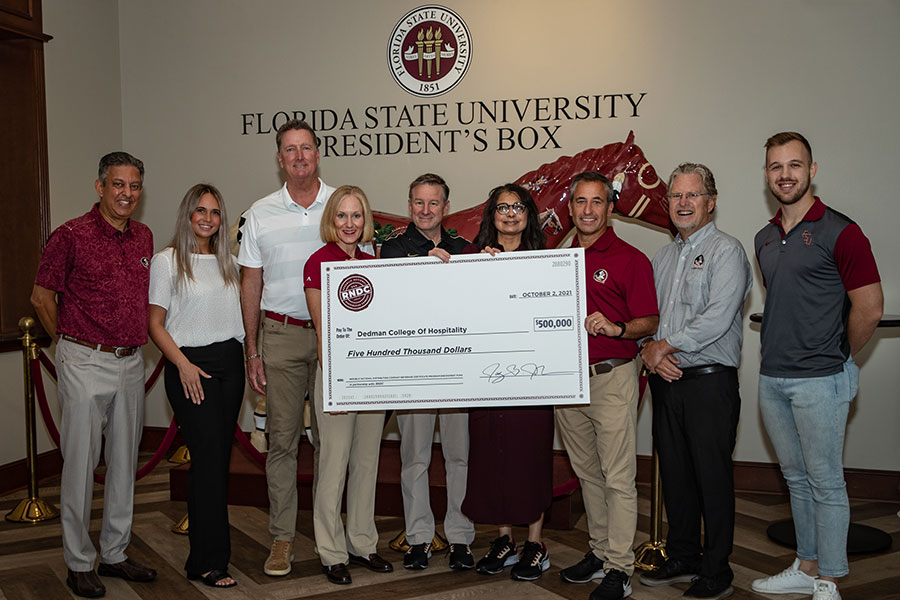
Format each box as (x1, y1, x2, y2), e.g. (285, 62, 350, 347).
(460, 183, 553, 582)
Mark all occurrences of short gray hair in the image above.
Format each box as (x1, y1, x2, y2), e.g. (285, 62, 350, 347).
(667, 162, 717, 196)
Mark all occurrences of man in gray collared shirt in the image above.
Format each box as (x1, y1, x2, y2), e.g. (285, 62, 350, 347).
(638, 163, 751, 600)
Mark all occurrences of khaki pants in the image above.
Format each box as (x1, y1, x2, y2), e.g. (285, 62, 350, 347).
(261, 319, 319, 541)
(312, 365, 385, 566)
(555, 360, 638, 575)
(398, 410, 474, 545)
(57, 339, 145, 571)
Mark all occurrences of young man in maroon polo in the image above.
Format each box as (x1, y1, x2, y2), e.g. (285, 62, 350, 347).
(751, 132, 882, 600)
(31, 152, 157, 598)
(556, 171, 658, 600)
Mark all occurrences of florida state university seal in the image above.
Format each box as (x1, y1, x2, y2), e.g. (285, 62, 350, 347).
(387, 5, 472, 98)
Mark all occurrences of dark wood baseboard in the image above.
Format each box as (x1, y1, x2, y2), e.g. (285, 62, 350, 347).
(137, 425, 185, 453)
(0, 426, 185, 496)
(0, 448, 62, 496)
(3, 427, 899, 503)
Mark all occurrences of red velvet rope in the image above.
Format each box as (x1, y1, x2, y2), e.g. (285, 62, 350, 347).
(32, 355, 60, 446)
(31, 350, 176, 484)
(38, 349, 56, 379)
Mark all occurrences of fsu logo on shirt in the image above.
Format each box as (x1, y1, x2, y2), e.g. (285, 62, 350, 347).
(593, 269, 608, 284)
(802, 230, 813, 246)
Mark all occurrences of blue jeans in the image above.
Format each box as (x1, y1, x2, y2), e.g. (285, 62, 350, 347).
(758, 358, 858, 578)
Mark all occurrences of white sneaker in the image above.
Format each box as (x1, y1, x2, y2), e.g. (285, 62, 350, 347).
(750, 558, 817, 594)
(812, 580, 841, 600)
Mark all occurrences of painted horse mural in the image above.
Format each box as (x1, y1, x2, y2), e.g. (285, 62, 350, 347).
(373, 131, 672, 248)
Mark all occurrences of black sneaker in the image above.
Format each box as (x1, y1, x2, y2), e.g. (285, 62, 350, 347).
(684, 576, 734, 599)
(590, 568, 632, 600)
(475, 535, 518, 575)
(638, 558, 699, 587)
(403, 542, 431, 570)
(510, 541, 550, 581)
(561, 551, 605, 584)
(448, 544, 474, 570)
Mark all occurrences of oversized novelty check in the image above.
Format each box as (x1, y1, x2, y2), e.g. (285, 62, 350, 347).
(321, 248, 589, 411)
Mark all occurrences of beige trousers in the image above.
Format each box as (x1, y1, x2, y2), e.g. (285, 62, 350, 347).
(312, 365, 385, 566)
(555, 360, 639, 575)
(260, 319, 319, 541)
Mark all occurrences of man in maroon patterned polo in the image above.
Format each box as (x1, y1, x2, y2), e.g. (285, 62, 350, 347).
(31, 152, 157, 598)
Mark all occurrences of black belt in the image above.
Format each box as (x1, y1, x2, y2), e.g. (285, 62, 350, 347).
(678, 364, 735, 380)
(589, 357, 632, 377)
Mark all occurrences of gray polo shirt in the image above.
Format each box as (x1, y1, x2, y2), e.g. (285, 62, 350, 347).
(652, 222, 752, 368)
(754, 197, 880, 378)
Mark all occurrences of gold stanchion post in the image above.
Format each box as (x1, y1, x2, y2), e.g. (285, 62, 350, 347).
(5, 317, 60, 523)
(172, 512, 189, 535)
(168, 445, 190, 464)
(634, 447, 666, 571)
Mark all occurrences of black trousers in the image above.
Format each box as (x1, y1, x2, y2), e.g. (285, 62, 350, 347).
(649, 368, 740, 582)
(164, 338, 245, 576)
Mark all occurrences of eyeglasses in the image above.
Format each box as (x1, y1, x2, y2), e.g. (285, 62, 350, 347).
(495, 202, 526, 215)
(667, 192, 709, 201)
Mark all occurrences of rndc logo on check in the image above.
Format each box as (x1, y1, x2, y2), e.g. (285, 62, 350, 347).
(338, 274, 374, 312)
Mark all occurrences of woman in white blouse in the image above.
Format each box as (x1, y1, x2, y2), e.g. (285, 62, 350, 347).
(148, 184, 244, 589)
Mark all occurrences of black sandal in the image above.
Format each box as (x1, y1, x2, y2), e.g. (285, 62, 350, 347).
(188, 569, 237, 588)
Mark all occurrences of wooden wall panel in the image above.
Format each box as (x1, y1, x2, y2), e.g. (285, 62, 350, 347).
(0, 0, 50, 348)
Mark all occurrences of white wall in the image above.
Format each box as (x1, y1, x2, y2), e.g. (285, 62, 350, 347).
(3, 0, 898, 473)
(0, 0, 124, 466)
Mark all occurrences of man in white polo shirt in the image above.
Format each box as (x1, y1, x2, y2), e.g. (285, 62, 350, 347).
(238, 119, 334, 577)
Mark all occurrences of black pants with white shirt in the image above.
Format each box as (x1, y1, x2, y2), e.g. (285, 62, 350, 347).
(164, 338, 245, 577)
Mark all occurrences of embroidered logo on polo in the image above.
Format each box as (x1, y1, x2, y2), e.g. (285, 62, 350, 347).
(802, 230, 813, 246)
(692, 254, 704, 269)
(140, 257, 150, 269)
(338, 274, 374, 312)
(593, 269, 608, 284)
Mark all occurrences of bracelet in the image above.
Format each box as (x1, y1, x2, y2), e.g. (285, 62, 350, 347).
(614, 321, 627, 339)
(247, 353, 261, 360)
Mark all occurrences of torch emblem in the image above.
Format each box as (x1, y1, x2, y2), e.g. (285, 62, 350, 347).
(388, 5, 472, 98)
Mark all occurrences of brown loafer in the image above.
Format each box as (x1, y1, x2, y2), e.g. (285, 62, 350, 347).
(97, 557, 157, 582)
(66, 569, 106, 598)
(349, 552, 394, 573)
(322, 563, 352, 585)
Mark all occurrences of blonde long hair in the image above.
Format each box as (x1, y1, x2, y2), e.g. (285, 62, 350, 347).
(169, 183, 239, 289)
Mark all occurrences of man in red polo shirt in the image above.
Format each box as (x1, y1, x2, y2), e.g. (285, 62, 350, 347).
(31, 152, 157, 598)
(556, 171, 659, 600)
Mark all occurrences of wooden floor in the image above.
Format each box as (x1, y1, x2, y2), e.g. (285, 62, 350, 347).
(1, 456, 898, 600)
